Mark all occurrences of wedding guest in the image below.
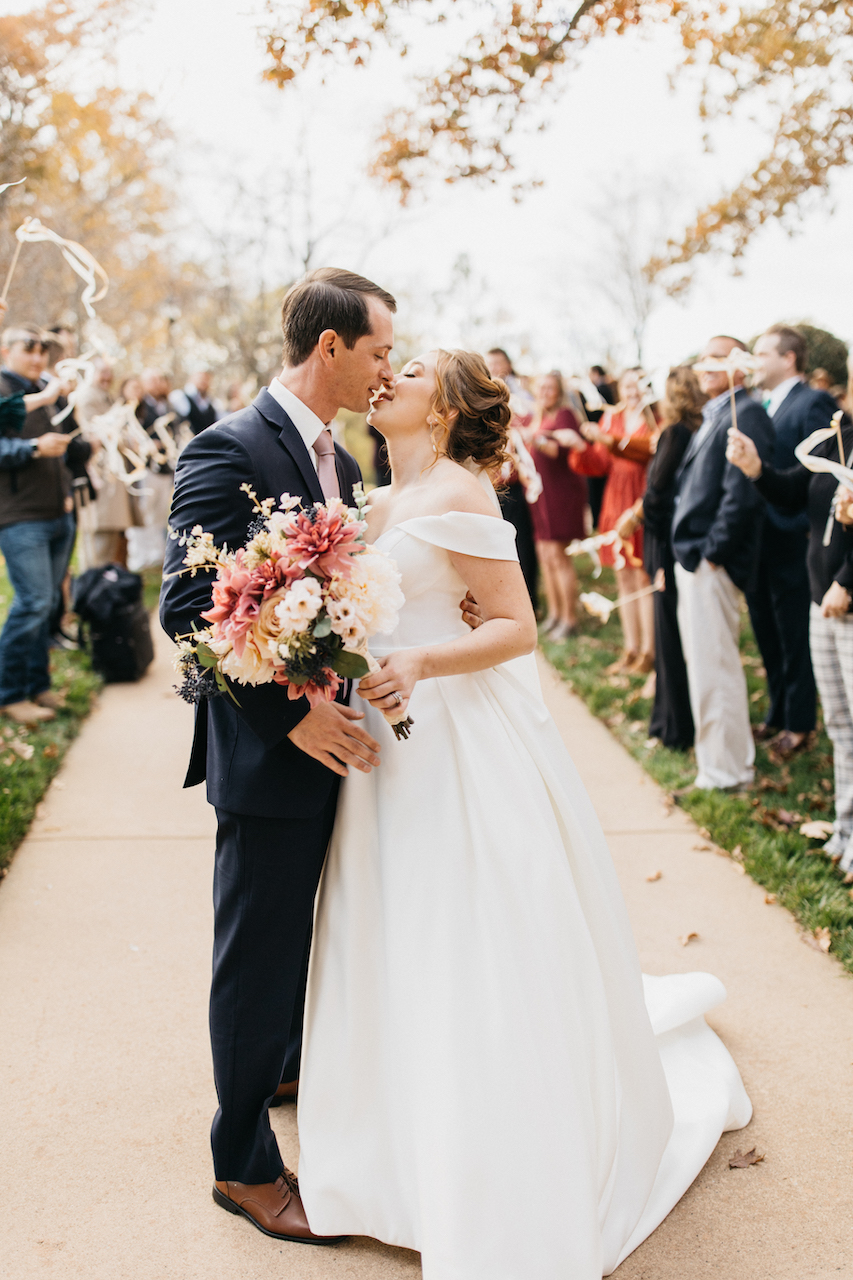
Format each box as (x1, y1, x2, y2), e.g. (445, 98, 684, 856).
(169, 369, 223, 436)
(526, 370, 587, 639)
(75, 357, 114, 424)
(135, 369, 177, 568)
(810, 368, 833, 392)
(672, 335, 773, 791)
(571, 368, 656, 673)
(749, 324, 837, 758)
(118, 374, 144, 416)
(584, 365, 617, 527)
(226, 380, 250, 415)
(485, 348, 538, 605)
(75, 361, 136, 568)
(0, 324, 83, 724)
(486, 348, 534, 416)
(618, 367, 704, 749)
(45, 323, 77, 361)
(727, 418, 853, 871)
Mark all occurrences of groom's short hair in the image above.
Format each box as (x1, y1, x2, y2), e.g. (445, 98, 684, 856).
(281, 268, 397, 367)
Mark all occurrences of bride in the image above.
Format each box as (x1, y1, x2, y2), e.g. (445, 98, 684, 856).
(296, 350, 751, 1278)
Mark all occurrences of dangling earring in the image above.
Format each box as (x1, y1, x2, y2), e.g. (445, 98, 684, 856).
(427, 416, 439, 454)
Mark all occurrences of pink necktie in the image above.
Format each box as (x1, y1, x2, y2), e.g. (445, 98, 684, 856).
(314, 429, 340, 501)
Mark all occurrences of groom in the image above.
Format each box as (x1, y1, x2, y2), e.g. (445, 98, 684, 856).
(160, 269, 396, 1243)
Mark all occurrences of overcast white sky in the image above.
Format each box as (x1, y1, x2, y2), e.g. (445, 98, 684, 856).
(7, 0, 853, 377)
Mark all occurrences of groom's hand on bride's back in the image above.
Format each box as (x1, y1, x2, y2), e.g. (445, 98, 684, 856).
(461, 591, 484, 629)
(287, 702, 381, 777)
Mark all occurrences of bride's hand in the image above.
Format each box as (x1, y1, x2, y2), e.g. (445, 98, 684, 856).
(357, 651, 423, 717)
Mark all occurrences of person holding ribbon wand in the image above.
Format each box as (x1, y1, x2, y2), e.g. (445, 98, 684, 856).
(727, 409, 853, 873)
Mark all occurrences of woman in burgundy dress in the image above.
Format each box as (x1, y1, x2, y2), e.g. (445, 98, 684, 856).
(571, 368, 656, 673)
(526, 371, 588, 640)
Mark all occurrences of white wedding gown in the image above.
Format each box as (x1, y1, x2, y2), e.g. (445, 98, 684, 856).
(297, 506, 752, 1279)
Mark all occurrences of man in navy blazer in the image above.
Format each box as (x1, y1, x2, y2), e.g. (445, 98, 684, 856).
(672, 335, 774, 790)
(748, 324, 837, 757)
(160, 269, 396, 1243)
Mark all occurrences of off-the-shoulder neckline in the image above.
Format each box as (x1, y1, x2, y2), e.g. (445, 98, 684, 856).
(371, 510, 504, 545)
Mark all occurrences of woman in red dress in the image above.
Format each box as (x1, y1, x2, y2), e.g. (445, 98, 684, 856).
(571, 368, 656, 673)
(525, 371, 588, 640)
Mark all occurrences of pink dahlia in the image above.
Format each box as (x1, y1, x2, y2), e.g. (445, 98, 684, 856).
(201, 550, 267, 656)
(283, 506, 363, 579)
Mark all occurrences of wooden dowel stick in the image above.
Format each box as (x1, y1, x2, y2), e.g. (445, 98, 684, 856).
(1, 236, 24, 304)
(728, 372, 738, 435)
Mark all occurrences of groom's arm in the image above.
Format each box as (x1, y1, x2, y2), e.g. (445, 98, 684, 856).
(160, 427, 313, 750)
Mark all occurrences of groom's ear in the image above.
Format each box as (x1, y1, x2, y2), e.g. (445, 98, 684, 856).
(317, 328, 338, 365)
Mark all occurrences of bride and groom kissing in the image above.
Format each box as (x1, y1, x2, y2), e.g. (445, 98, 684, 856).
(160, 268, 752, 1279)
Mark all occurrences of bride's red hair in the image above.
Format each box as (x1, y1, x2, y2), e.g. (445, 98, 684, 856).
(430, 350, 512, 474)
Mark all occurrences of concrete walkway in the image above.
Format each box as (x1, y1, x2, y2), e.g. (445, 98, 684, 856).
(1, 634, 851, 1280)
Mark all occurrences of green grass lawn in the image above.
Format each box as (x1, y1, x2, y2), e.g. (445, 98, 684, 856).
(0, 562, 102, 878)
(542, 556, 853, 976)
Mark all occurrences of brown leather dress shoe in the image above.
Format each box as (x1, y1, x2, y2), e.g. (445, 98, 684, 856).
(269, 1078, 298, 1107)
(212, 1170, 344, 1244)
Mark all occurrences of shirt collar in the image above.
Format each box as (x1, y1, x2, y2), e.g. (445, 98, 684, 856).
(765, 375, 803, 419)
(268, 377, 328, 453)
(701, 387, 737, 425)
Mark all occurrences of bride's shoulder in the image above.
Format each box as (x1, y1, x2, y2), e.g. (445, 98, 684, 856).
(431, 459, 500, 520)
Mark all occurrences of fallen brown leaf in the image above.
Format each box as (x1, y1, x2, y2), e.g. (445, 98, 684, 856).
(42, 744, 59, 760)
(764, 893, 777, 904)
(646, 870, 663, 882)
(699, 827, 711, 839)
(728, 1148, 765, 1169)
(802, 927, 832, 953)
(679, 931, 700, 946)
(692, 842, 712, 852)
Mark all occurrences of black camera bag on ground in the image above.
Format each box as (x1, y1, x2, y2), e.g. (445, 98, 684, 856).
(72, 565, 154, 683)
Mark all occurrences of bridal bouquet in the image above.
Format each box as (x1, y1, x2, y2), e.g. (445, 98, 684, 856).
(171, 483, 415, 739)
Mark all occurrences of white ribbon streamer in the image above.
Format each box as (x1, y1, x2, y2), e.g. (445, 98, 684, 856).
(794, 418, 853, 547)
(12, 216, 109, 319)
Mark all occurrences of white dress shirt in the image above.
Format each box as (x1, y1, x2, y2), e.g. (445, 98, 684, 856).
(765, 375, 802, 420)
(266, 377, 329, 472)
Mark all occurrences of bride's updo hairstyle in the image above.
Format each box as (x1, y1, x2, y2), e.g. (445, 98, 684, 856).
(430, 350, 512, 473)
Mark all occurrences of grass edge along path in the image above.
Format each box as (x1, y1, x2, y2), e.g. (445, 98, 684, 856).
(541, 560, 853, 978)
(0, 645, 100, 877)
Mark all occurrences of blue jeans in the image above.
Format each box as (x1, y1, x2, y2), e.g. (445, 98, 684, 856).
(0, 514, 75, 706)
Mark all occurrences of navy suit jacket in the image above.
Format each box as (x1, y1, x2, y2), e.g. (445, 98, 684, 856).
(765, 381, 838, 532)
(159, 388, 362, 819)
(672, 389, 774, 593)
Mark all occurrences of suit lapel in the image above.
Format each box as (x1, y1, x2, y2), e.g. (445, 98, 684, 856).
(771, 380, 804, 431)
(254, 387, 324, 505)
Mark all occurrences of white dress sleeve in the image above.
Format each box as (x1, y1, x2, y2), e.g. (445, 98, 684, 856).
(396, 511, 519, 561)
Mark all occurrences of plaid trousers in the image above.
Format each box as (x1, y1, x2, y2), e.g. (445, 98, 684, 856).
(810, 602, 853, 868)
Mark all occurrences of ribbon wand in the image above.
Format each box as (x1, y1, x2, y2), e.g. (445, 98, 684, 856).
(693, 348, 761, 434)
